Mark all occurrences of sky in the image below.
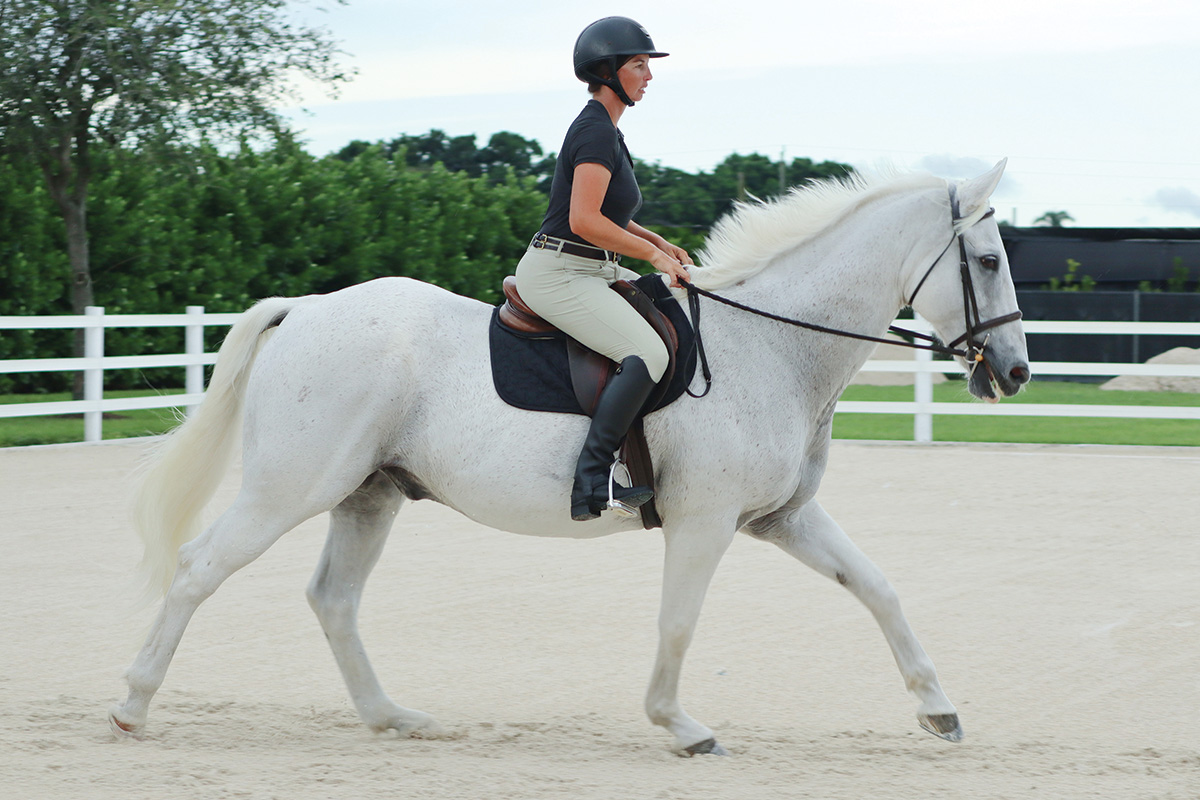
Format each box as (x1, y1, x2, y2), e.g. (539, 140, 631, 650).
(280, 0, 1200, 229)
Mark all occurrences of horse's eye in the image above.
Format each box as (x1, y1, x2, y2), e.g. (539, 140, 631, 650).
(980, 255, 1000, 271)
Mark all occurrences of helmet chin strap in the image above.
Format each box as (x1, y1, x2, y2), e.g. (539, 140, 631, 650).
(592, 57, 636, 107)
(608, 79, 636, 107)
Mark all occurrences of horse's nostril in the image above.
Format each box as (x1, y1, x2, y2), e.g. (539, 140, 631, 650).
(1009, 364, 1031, 384)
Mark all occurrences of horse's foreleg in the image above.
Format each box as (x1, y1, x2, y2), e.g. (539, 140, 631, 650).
(754, 500, 962, 741)
(646, 522, 736, 755)
(306, 472, 443, 738)
(109, 493, 306, 737)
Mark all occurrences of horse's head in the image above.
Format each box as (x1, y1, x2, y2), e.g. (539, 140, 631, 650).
(908, 160, 1030, 402)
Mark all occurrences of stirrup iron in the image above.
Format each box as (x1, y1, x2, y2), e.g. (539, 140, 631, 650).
(606, 460, 640, 518)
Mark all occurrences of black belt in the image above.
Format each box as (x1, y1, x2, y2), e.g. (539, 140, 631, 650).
(530, 233, 620, 263)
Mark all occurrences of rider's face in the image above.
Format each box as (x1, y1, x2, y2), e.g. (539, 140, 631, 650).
(618, 55, 652, 102)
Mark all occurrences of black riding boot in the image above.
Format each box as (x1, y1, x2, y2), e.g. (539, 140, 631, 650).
(570, 356, 657, 521)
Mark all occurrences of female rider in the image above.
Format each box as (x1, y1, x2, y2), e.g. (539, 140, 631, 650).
(514, 16, 693, 522)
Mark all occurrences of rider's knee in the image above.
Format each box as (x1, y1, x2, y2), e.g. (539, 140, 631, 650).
(642, 340, 669, 383)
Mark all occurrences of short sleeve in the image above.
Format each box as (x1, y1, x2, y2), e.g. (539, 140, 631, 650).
(565, 118, 621, 174)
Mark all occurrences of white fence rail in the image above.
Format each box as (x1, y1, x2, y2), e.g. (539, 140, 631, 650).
(844, 319, 1200, 441)
(1, 310, 1199, 444)
(0, 306, 239, 442)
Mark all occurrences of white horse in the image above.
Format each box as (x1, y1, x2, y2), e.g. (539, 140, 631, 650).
(110, 161, 1029, 756)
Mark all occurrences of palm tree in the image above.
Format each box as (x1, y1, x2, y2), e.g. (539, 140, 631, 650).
(1034, 210, 1075, 227)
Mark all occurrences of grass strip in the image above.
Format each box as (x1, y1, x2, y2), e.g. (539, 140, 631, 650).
(2, 381, 1198, 448)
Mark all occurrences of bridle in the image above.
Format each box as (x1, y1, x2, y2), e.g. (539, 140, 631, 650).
(683, 187, 1023, 398)
(904, 189, 1024, 365)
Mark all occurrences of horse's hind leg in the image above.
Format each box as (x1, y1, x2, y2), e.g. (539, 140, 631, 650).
(750, 500, 962, 741)
(109, 492, 313, 737)
(306, 471, 443, 738)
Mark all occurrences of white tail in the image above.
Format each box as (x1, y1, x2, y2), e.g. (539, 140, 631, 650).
(132, 296, 300, 599)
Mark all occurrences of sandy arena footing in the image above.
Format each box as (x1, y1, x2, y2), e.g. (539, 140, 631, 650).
(1, 438, 1197, 799)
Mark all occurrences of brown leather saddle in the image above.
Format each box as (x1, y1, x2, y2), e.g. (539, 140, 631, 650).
(498, 275, 680, 528)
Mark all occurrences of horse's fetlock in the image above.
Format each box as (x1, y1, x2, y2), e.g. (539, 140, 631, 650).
(644, 697, 678, 728)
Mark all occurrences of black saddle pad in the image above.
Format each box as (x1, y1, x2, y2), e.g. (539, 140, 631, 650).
(489, 274, 697, 415)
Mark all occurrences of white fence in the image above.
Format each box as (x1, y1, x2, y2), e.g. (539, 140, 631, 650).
(0, 306, 239, 442)
(1, 309, 1199, 445)
(845, 319, 1200, 441)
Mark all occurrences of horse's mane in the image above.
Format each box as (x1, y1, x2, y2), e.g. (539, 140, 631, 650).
(691, 169, 949, 290)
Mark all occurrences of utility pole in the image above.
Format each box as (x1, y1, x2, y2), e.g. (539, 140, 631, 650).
(779, 147, 787, 195)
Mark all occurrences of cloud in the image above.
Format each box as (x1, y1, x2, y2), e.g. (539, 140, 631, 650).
(915, 155, 993, 179)
(1152, 187, 1200, 220)
(913, 155, 1019, 196)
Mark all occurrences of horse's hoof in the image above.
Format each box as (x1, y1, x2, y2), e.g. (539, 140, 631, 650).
(373, 711, 447, 739)
(107, 708, 144, 740)
(682, 737, 729, 757)
(919, 712, 964, 742)
(405, 718, 448, 739)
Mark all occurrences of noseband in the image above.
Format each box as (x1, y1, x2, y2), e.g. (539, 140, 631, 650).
(682, 187, 1023, 397)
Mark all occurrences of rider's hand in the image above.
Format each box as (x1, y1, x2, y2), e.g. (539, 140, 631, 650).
(650, 249, 691, 288)
(662, 242, 694, 267)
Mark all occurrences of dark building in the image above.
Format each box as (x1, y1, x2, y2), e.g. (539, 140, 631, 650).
(1001, 227, 1200, 291)
(997, 227, 1200, 367)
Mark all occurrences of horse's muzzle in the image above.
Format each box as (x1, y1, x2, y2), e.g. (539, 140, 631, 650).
(969, 353, 1031, 402)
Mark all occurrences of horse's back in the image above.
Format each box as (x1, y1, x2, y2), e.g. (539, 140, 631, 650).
(271, 277, 488, 364)
(240, 277, 495, 448)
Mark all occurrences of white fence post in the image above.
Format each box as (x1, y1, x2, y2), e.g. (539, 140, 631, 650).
(83, 306, 105, 443)
(913, 313, 933, 443)
(185, 305, 205, 414)
(914, 347, 933, 443)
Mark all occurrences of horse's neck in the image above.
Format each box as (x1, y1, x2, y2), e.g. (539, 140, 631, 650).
(711, 196, 943, 405)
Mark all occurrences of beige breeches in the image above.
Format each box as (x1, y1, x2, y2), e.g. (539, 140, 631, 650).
(514, 246, 669, 382)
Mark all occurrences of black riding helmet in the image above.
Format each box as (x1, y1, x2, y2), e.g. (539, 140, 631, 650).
(573, 16, 668, 107)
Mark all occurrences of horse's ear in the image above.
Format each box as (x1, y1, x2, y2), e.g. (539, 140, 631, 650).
(956, 158, 1007, 218)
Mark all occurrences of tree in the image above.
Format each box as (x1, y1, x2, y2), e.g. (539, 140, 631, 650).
(381, 129, 552, 185)
(632, 152, 854, 259)
(1034, 210, 1075, 227)
(388, 129, 483, 176)
(0, 0, 349, 389)
(477, 131, 549, 185)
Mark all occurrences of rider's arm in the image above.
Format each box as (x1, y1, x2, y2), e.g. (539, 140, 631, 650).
(569, 163, 691, 286)
(627, 220, 693, 267)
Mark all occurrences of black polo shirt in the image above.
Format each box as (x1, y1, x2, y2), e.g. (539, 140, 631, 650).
(539, 99, 643, 245)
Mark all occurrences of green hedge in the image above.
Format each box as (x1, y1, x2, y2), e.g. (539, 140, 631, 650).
(0, 137, 546, 392)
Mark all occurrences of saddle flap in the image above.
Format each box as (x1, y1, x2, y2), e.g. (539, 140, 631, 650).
(562, 279, 678, 417)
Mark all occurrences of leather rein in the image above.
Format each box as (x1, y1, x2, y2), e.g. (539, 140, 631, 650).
(683, 189, 1023, 398)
